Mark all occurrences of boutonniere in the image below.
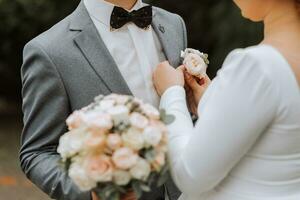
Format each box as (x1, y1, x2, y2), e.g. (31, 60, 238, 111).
(181, 48, 209, 77)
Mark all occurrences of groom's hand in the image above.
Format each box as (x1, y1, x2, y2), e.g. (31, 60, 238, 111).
(153, 61, 185, 96)
(92, 191, 137, 200)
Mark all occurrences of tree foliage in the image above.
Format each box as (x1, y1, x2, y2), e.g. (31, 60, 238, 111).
(0, 0, 79, 100)
(0, 0, 262, 101)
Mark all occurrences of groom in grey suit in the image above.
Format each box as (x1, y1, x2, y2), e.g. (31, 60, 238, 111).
(20, 0, 187, 200)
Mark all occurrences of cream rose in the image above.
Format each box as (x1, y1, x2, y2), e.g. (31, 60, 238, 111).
(104, 94, 129, 105)
(143, 126, 163, 147)
(98, 99, 116, 112)
(107, 105, 130, 125)
(122, 128, 145, 150)
(183, 53, 207, 77)
(151, 152, 166, 171)
(57, 129, 85, 159)
(130, 158, 151, 181)
(130, 112, 149, 130)
(85, 155, 114, 182)
(83, 112, 113, 132)
(69, 162, 97, 191)
(141, 104, 160, 120)
(112, 147, 138, 170)
(113, 170, 131, 186)
(181, 48, 209, 77)
(107, 134, 122, 150)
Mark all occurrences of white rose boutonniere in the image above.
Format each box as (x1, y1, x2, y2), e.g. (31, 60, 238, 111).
(181, 48, 209, 77)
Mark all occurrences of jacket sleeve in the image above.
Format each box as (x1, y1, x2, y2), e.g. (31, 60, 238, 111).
(20, 40, 91, 200)
(178, 15, 188, 49)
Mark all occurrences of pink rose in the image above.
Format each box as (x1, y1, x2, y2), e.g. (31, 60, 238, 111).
(112, 147, 138, 170)
(85, 155, 114, 182)
(85, 133, 106, 149)
(107, 134, 122, 150)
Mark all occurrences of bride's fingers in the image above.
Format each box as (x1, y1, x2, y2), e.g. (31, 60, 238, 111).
(203, 75, 211, 85)
(184, 72, 201, 91)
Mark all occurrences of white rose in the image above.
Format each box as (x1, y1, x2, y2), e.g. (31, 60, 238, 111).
(183, 53, 207, 77)
(112, 147, 138, 170)
(57, 129, 85, 159)
(130, 112, 149, 129)
(98, 99, 116, 112)
(115, 95, 130, 104)
(130, 158, 151, 181)
(104, 94, 129, 104)
(143, 127, 162, 147)
(83, 112, 113, 131)
(66, 111, 84, 130)
(122, 128, 145, 150)
(69, 162, 97, 191)
(107, 105, 130, 125)
(141, 104, 160, 120)
(113, 170, 131, 186)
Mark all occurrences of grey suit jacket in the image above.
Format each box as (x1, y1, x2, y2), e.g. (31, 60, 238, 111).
(20, 1, 187, 200)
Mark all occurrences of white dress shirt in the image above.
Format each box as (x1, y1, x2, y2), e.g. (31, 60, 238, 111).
(84, 0, 166, 107)
(160, 45, 300, 200)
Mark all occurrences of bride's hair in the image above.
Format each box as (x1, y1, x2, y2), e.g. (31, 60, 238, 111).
(297, 0, 300, 12)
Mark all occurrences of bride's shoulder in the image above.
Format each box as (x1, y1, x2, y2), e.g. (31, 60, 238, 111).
(225, 44, 280, 65)
(223, 44, 283, 76)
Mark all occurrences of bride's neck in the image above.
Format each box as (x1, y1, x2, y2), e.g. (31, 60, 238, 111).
(263, 1, 300, 44)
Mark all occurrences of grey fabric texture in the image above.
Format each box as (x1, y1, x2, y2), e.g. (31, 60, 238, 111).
(20, 1, 187, 200)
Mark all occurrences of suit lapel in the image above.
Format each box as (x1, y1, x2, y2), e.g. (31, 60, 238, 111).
(70, 2, 132, 95)
(152, 9, 182, 67)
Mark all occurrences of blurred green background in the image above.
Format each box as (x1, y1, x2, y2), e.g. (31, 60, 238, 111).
(0, 0, 262, 199)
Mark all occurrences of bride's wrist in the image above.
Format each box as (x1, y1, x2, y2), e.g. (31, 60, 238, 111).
(160, 85, 186, 109)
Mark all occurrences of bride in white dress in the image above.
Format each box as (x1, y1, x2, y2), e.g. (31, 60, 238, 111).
(153, 0, 300, 199)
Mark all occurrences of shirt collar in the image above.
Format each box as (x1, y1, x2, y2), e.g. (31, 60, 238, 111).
(84, 0, 145, 27)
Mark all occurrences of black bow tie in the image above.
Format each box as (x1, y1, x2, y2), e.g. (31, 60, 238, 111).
(110, 6, 152, 30)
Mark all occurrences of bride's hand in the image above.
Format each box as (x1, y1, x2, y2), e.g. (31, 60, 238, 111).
(153, 61, 185, 96)
(184, 71, 211, 106)
(185, 84, 198, 116)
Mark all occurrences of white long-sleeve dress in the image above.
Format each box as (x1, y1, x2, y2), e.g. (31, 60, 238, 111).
(160, 45, 300, 200)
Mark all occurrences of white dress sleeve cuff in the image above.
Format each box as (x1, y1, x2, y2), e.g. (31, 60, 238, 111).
(159, 85, 186, 110)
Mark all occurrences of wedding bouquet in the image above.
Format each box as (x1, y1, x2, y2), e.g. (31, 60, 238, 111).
(57, 94, 174, 200)
(181, 48, 209, 77)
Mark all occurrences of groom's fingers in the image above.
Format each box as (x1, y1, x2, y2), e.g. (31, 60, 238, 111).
(157, 61, 170, 68)
(176, 65, 186, 72)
